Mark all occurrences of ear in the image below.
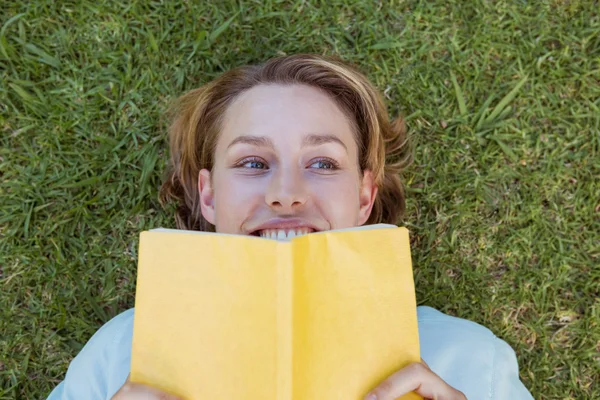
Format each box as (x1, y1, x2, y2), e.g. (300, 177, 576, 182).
(358, 169, 378, 226)
(198, 169, 216, 225)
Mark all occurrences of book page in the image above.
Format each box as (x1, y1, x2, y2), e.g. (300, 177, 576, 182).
(131, 231, 282, 399)
(291, 227, 421, 400)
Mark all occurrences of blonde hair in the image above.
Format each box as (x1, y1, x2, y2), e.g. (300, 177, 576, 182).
(159, 54, 413, 231)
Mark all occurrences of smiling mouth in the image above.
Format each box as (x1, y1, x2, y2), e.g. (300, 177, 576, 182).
(251, 228, 316, 240)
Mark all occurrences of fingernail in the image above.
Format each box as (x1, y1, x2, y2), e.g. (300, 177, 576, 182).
(365, 393, 377, 400)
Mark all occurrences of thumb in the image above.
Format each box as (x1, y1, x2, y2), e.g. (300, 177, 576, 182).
(113, 375, 182, 399)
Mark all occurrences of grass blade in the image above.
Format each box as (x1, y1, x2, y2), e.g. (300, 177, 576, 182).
(485, 75, 528, 123)
(78, 280, 108, 322)
(24, 43, 61, 68)
(0, 12, 26, 38)
(0, 34, 14, 60)
(450, 71, 468, 117)
(490, 135, 518, 162)
(62, 176, 102, 189)
(474, 94, 496, 130)
(9, 83, 37, 103)
(209, 12, 239, 43)
(137, 147, 159, 202)
(369, 41, 402, 50)
(147, 30, 159, 53)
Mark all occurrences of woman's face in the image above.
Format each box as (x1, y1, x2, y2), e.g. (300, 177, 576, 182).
(198, 84, 377, 238)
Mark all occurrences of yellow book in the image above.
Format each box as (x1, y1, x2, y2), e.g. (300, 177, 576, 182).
(131, 224, 421, 400)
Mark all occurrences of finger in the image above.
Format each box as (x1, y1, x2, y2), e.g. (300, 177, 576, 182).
(112, 380, 182, 400)
(364, 362, 466, 400)
(420, 358, 430, 369)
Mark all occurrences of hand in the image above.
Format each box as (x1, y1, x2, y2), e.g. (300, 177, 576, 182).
(363, 359, 466, 400)
(111, 374, 182, 400)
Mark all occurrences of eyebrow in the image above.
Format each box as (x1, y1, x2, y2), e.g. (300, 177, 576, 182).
(227, 134, 347, 151)
(302, 134, 347, 151)
(227, 135, 275, 150)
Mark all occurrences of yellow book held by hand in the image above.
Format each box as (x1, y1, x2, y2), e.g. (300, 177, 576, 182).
(131, 224, 421, 400)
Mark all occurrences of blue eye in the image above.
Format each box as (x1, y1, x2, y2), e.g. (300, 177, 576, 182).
(309, 159, 339, 170)
(244, 160, 267, 169)
(238, 157, 268, 169)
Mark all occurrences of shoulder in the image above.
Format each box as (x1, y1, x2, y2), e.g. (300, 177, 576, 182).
(417, 305, 498, 343)
(417, 306, 533, 400)
(47, 309, 135, 400)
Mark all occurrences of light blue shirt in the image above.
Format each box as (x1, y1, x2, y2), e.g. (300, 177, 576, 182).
(47, 306, 533, 399)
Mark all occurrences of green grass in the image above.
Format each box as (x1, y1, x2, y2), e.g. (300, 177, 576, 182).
(1, 0, 598, 398)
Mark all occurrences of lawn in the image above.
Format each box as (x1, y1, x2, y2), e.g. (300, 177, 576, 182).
(1, 1, 598, 399)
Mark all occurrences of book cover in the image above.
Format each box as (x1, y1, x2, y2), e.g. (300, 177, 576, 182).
(131, 225, 421, 399)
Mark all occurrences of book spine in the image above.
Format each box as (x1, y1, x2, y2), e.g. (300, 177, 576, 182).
(276, 243, 293, 400)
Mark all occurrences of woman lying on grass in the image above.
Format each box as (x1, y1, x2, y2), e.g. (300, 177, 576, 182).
(48, 54, 533, 399)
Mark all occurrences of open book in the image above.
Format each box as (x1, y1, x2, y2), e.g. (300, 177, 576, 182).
(131, 224, 421, 400)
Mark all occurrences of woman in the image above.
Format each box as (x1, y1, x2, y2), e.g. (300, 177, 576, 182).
(48, 54, 533, 399)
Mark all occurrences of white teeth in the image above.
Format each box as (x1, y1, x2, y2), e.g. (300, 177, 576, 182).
(258, 229, 311, 240)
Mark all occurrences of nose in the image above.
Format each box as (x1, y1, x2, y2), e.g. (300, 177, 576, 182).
(265, 167, 308, 213)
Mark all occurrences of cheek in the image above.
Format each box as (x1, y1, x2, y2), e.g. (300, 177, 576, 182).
(306, 175, 361, 225)
(213, 173, 267, 231)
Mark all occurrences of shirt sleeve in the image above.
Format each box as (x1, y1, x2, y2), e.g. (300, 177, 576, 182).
(417, 306, 533, 400)
(489, 336, 534, 399)
(47, 309, 134, 400)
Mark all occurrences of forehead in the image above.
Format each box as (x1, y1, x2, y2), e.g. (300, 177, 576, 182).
(217, 84, 356, 150)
